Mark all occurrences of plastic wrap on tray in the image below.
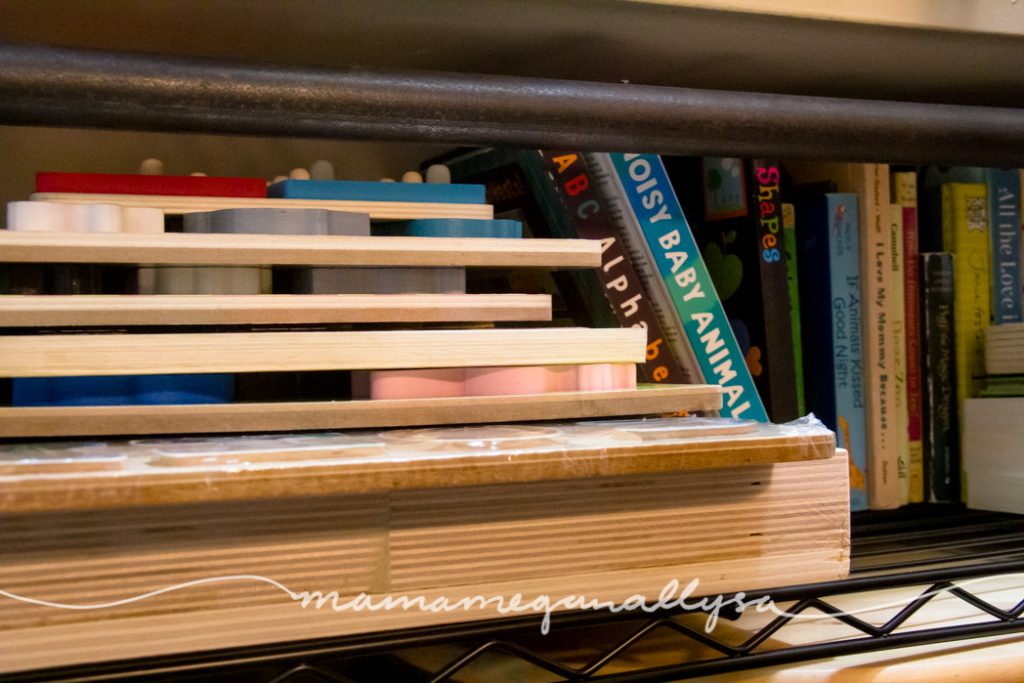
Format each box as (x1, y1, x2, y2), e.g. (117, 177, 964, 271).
(0, 415, 837, 513)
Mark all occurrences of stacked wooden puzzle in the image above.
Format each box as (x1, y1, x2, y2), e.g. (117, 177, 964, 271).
(0, 165, 850, 673)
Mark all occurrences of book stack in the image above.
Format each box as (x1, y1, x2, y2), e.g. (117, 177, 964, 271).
(963, 321, 1024, 514)
(441, 149, 1024, 513)
(963, 395, 1024, 515)
(0, 164, 850, 672)
(985, 322, 1024, 376)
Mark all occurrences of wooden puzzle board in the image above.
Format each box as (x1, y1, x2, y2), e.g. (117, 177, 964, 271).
(0, 416, 836, 512)
(0, 293, 553, 326)
(31, 191, 495, 220)
(0, 383, 723, 438)
(0, 327, 645, 376)
(0, 230, 600, 267)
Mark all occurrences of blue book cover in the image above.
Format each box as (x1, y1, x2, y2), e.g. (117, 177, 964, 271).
(987, 169, 1022, 324)
(268, 179, 486, 204)
(796, 193, 868, 510)
(608, 153, 767, 421)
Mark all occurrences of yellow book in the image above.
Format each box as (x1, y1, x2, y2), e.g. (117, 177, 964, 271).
(889, 203, 910, 506)
(941, 182, 990, 500)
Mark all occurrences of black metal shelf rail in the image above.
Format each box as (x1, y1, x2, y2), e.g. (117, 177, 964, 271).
(10, 560, 1022, 682)
(2, 42, 1024, 167)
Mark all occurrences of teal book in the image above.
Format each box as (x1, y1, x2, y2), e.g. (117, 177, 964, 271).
(827, 194, 868, 511)
(987, 169, 1022, 324)
(439, 147, 618, 330)
(604, 153, 768, 421)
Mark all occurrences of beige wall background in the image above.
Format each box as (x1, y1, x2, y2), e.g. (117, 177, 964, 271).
(0, 125, 449, 229)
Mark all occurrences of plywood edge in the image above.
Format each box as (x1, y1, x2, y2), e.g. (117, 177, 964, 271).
(0, 293, 553, 326)
(0, 327, 646, 376)
(0, 384, 724, 437)
(0, 231, 601, 268)
(31, 192, 495, 220)
(0, 543, 850, 674)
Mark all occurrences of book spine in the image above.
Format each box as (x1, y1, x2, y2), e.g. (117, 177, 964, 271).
(943, 182, 990, 503)
(539, 151, 689, 384)
(889, 204, 910, 505)
(859, 164, 899, 509)
(942, 183, 991, 412)
(920, 252, 959, 503)
(893, 171, 925, 504)
(988, 169, 1022, 324)
(829, 194, 869, 511)
(781, 202, 806, 416)
(586, 153, 702, 387)
(604, 152, 767, 420)
(794, 195, 837, 429)
(752, 161, 799, 422)
(796, 193, 867, 509)
(444, 149, 619, 329)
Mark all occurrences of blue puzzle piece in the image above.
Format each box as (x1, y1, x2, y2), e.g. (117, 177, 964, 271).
(135, 374, 235, 405)
(372, 218, 522, 238)
(14, 376, 137, 407)
(267, 179, 486, 204)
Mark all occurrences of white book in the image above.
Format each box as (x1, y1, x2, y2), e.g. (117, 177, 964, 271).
(964, 397, 1024, 514)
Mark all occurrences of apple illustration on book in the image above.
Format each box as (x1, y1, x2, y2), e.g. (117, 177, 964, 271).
(702, 234, 743, 301)
(745, 345, 764, 377)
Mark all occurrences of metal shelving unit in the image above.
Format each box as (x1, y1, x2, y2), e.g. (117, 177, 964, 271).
(2, 4, 1024, 676)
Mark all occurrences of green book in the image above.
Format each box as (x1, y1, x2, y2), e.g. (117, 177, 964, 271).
(781, 202, 806, 416)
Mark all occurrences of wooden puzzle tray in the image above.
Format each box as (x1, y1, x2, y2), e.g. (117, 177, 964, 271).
(31, 191, 495, 220)
(1, 327, 645, 376)
(0, 231, 599, 267)
(0, 383, 724, 438)
(0, 416, 836, 512)
(0, 293, 553, 326)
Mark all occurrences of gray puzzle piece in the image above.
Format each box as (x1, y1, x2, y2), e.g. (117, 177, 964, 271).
(183, 207, 371, 235)
(180, 207, 462, 295)
(300, 267, 466, 294)
(177, 207, 368, 294)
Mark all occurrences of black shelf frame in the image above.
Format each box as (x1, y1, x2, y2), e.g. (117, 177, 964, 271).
(2, 42, 1024, 167)
(2, 39, 1024, 682)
